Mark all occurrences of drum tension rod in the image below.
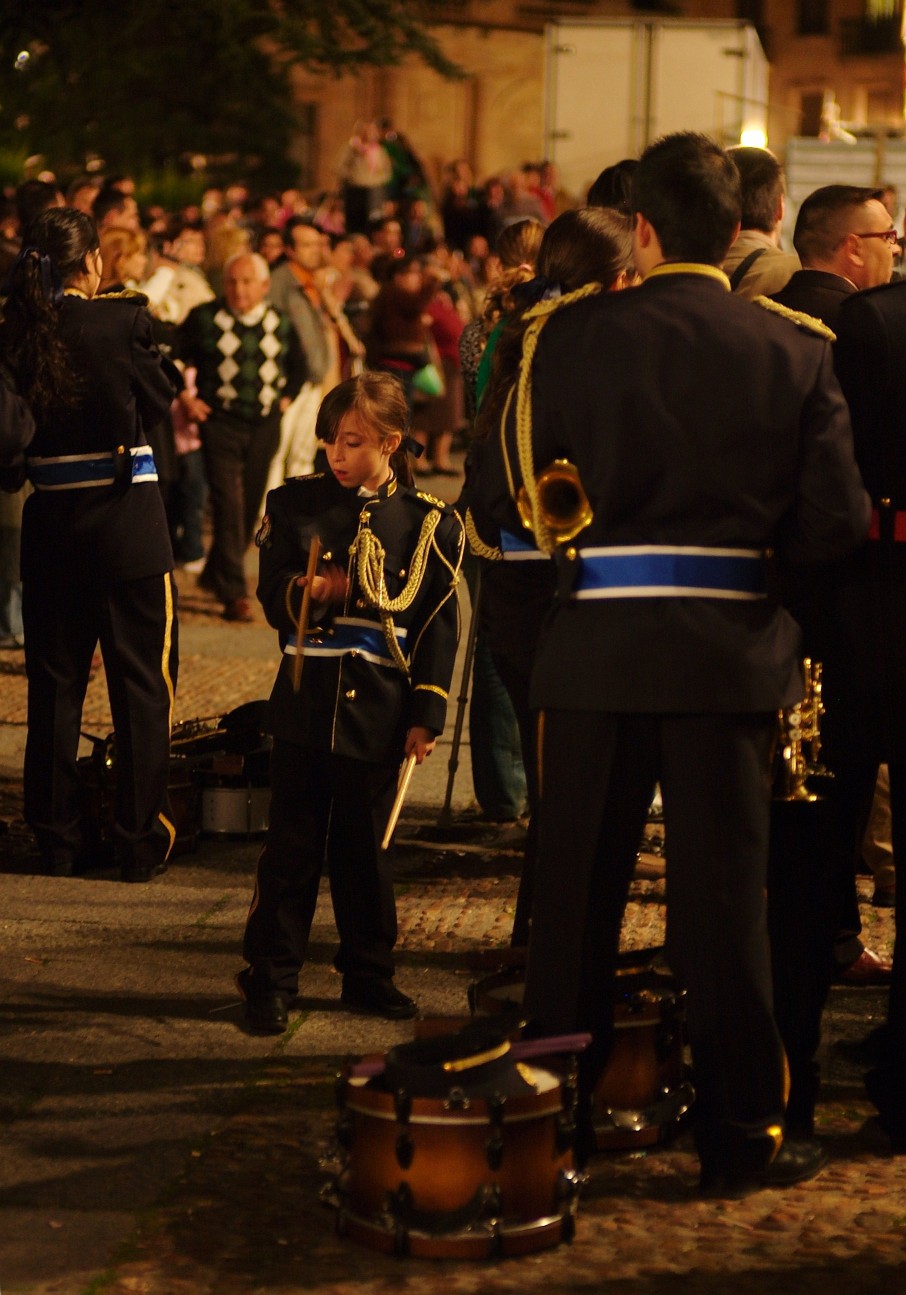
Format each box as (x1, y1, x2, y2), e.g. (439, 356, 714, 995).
(485, 1092, 507, 1170)
(395, 1131, 415, 1170)
(393, 1087, 412, 1125)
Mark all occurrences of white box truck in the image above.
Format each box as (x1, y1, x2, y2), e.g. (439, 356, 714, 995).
(544, 18, 769, 200)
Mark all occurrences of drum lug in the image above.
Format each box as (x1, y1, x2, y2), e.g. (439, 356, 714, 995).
(444, 1086, 471, 1111)
(395, 1130, 415, 1169)
(485, 1092, 506, 1168)
(485, 1132, 504, 1170)
(334, 1072, 348, 1109)
(556, 1167, 586, 1204)
(561, 1067, 579, 1117)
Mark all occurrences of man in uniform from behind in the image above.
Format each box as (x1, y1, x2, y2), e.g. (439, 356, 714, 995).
(473, 132, 869, 1196)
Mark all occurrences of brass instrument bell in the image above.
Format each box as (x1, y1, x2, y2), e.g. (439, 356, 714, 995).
(516, 459, 593, 545)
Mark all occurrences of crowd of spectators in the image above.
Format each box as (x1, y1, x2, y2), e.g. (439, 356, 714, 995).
(0, 124, 577, 643)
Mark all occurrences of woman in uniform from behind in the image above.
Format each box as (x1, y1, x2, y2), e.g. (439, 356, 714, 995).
(0, 207, 178, 881)
(468, 207, 635, 943)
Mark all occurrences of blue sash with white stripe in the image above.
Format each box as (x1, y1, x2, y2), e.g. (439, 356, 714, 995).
(27, 445, 158, 490)
(285, 617, 409, 668)
(573, 545, 767, 601)
(499, 528, 549, 562)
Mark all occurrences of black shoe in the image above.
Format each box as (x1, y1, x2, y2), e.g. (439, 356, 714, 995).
(833, 1024, 889, 1066)
(121, 861, 167, 883)
(865, 1068, 906, 1153)
(700, 1139, 828, 1199)
(341, 976, 417, 1020)
(40, 849, 77, 877)
(234, 970, 290, 1035)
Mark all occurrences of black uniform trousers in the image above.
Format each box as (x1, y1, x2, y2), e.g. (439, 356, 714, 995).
(814, 757, 906, 1140)
(243, 737, 400, 998)
(766, 794, 839, 1135)
(526, 708, 786, 1168)
(201, 411, 281, 604)
(491, 649, 539, 947)
(23, 571, 178, 872)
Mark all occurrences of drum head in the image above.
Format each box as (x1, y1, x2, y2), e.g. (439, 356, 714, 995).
(383, 1019, 535, 1099)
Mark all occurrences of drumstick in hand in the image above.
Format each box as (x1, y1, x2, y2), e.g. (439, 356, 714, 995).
(381, 752, 418, 851)
(291, 535, 321, 693)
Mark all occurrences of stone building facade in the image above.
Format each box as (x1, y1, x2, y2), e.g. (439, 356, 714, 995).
(289, 1, 904, 200)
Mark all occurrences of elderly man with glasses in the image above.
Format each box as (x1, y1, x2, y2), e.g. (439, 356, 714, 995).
(769, 185, 898, 327)
(772, 186, 906, 1157)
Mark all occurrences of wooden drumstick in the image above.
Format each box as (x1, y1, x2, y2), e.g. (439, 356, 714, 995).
(381, 752, 418, 851)
(347, 1033, 593, 1079)
(291, 535, 321, 693)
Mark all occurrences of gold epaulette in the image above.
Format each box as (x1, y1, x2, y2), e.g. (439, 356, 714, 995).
(288, 471, 325, 482)
(98, 288, 150, 306)
(415, 489, 448, 510)
(753, 296, 836, 342)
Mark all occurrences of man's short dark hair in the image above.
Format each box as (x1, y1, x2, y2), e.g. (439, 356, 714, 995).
(587, 159, 637, 215)
(632, 133, 741, 265)
(283, 215, 319, 248)
(91, 188, 131, 228)
(793, 184, 885, 265)
(15, 179, 61, 233)
(727, 146, 785, 232)
(65, 174, 100, 206)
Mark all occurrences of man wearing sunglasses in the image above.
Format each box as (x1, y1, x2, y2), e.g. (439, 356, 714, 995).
(769, 185, 897, 327)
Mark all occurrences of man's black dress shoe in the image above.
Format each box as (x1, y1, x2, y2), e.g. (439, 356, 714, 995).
(341, 976, 417, 1020)
(40, 850, 77, 877)
(121, 861, 167, 883)
(833, 1024, 889, 1066)
(700, 1139, 829, 1199)
(235, 970, 289, 1035)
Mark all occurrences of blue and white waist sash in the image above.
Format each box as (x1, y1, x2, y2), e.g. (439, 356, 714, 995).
(285, 616, 409, 668)
(27, 444, 158, 490)
(499, 527, 550, 562)
(572, 545, 767, 601)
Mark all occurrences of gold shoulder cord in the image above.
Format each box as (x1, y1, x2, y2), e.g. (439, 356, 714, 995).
(514, 283, 603, 554)
(752, 295, 837, 342)
(465, 507, 503, 561)
(352, 508, 465, 675)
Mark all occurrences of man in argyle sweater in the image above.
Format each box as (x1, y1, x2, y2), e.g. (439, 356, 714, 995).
(178, 251, 306, 621)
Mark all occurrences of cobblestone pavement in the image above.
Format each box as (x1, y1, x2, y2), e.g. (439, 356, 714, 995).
(54, 870, 906, 1295)
(1, 548, 904, 1295)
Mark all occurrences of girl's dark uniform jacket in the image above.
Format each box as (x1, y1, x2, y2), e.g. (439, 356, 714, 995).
(257, 472, 463, 764)
(19, 293, 176, 583)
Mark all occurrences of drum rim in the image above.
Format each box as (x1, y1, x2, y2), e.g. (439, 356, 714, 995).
(344, 1091, 565, 1124)
(338, 1203, 574, 1256)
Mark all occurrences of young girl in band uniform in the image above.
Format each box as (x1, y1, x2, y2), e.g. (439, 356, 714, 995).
(237, 371, 464, 1032)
